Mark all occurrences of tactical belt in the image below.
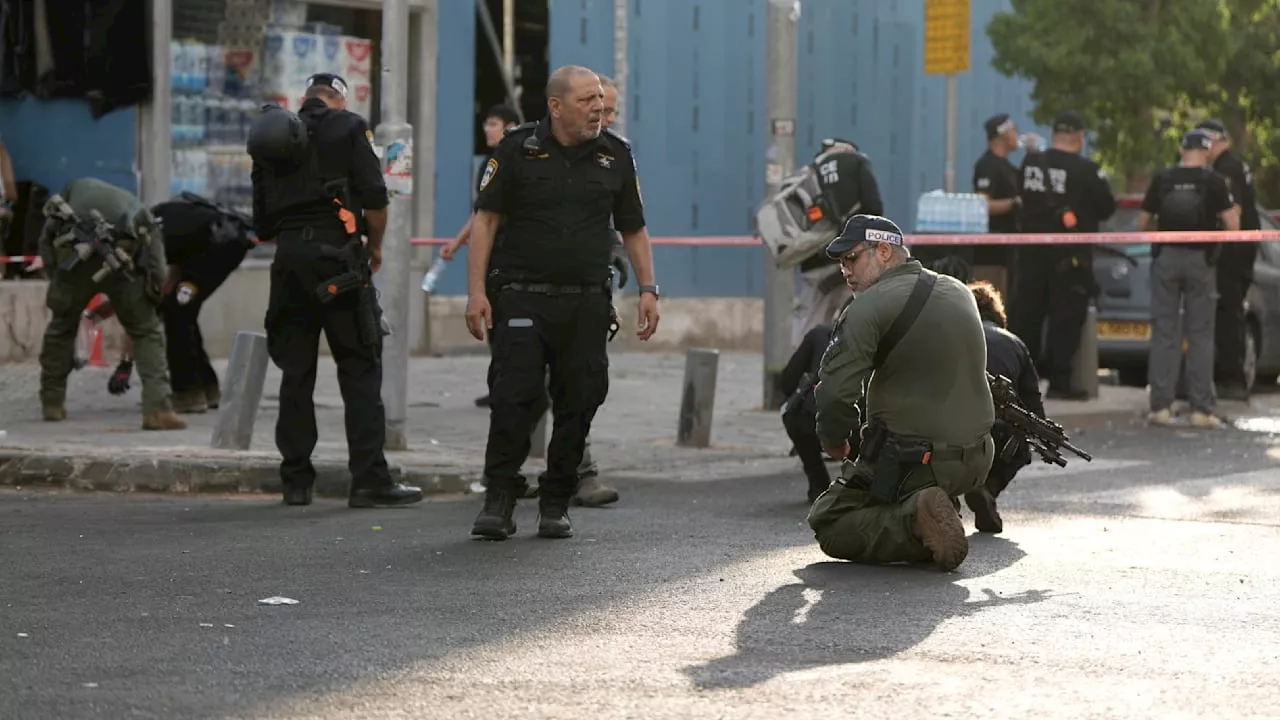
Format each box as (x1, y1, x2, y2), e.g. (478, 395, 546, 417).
(503, 282, 608, 295)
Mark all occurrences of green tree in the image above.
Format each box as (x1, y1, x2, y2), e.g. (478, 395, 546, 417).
(987, 0, 1230, 192)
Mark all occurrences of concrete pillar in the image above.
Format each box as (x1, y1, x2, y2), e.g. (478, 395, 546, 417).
(211, 331, 270, 450)
(677, 348, 720, 448)
(1071, 304, 1100, 398)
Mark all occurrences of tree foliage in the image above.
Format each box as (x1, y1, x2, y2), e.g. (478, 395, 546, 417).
(988, 0, 1280, 202)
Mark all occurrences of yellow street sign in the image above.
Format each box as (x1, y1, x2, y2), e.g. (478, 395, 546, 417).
(925, 0, 970, 75)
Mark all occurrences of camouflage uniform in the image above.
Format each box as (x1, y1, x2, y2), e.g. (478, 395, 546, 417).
(806, 260, 994, 568)
(37, 178, 184, 430)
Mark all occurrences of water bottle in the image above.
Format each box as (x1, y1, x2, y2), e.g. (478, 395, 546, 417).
(420, 257, 447, 294)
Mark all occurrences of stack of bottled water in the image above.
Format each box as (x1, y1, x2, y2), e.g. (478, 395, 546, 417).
(914, 190, 990, 234)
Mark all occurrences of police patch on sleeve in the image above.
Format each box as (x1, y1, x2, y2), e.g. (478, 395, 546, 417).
(976, 177, 990, 189)
(176, 282, 198, 306)
(365, 129, 375, 145)
(479, 158, 498, 191)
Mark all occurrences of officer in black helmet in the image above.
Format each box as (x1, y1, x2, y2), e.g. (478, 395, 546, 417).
(247, 72, 423, 509)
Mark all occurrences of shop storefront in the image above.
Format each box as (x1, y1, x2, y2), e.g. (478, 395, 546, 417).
(165, 0, 382, 217)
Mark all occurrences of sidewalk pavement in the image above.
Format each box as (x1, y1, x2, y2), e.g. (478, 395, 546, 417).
(0, 352, 1153, 498)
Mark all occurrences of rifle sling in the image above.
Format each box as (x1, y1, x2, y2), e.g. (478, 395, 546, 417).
(873, 269, 936, 369)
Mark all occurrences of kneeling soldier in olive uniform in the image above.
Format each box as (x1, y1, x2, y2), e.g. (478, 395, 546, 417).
(807, 215, 994, 571)
(37, 178, 185, 430)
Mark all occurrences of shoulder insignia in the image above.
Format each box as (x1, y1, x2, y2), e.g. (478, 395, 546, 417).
(603, 127, 632, 149)
(365, 129, 374, 145)
(479, 158, 499, 191)
(505, 121, 538, 137)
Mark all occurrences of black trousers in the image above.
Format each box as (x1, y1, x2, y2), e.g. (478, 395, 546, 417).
(1010, 247, 1092, 388)
(985, 425, 1031, 498)
(1215, 244, 1258, 388)
(484, 287, 612, 498)
(161, 240, 250, 395)
(781, 392, 830, 497)
(265, 227, 391, 490)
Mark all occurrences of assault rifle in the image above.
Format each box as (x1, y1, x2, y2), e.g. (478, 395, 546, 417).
(46, 195, 136, 284)
(314, 181, 384, 348)
(988, 372, 1093, 467)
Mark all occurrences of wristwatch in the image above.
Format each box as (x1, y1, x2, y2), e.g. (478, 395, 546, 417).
(639, 284, 660, 299)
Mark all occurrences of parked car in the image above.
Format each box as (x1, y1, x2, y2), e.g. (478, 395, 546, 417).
(1092, 195, 1280, 391)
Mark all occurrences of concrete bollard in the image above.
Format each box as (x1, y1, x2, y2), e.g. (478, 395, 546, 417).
(211, 331, 271, 450)
(1070, 304, 1100, 399)
(529, 409, 549, 459)
(677, 348, 720, 448)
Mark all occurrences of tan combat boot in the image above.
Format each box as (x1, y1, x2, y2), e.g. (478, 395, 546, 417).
(913, 487, 969, 571)
(142, 409, 188, 431)
(204, 385, 222, 410)
(573, 474, 620, 507)
(171, 390, 208, 414)
(42, 406, 67, 422)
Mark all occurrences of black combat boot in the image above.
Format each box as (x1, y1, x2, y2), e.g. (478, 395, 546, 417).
(537, 492, 574, 539)
(471, 480, 518, 540)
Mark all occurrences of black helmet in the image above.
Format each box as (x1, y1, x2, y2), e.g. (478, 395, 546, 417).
(930, 254, 973, 283)
(247, 104, 310, 167)
(825, 214, 906, 259)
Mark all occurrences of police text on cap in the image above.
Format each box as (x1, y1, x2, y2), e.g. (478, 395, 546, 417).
(865, 229, 903, 245)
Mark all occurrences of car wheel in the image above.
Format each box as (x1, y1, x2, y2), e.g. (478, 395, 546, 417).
(1243, 322, 1259, 393)
(1118, 367, 1147, 387)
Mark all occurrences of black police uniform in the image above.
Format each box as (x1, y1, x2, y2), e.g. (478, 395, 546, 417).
(1209, 148, 1261, 394)
(798, 149, 884, 275)
(1013, 115, 1117, 397)
(779, 322, 836, 502)
(150, 196, 254, 404)
(972, 142, 1022, 278)
(470, 120, 645, 540)
(249, 80, 420, 509)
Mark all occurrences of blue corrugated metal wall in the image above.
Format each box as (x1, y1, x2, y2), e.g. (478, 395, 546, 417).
(0, 99, 139, 197)
(547, 0, 1048, 298)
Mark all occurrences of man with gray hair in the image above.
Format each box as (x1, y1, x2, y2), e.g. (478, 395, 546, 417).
(806, 214, 994, 572)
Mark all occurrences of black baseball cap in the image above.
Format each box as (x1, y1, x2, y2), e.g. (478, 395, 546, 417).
(984, 113, 1014, 140)
(825, 214, 906, 259)
(306, 73, 348, 98)
(1195, 119, 1229, 141)
(1181, 129, 1213, 151)
(1053, 110, 1086, 134)
(486, 104, 520, 125)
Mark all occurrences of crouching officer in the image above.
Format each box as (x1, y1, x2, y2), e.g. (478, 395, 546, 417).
(133, 193, 255, 413)
(806, 215, 995, 572)
(36, 177, 186, 430)
(466, 65, 659, 541)
(248, 72, 423, 508)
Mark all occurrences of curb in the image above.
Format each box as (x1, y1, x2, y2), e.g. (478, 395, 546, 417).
(0, 451, 476, 498)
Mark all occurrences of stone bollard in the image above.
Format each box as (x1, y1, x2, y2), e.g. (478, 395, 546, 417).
(1070, 304, 1100, 399)
(211, 331, 270, 450)
(530, 409, 549, 459)
(677, 348, 720, 448)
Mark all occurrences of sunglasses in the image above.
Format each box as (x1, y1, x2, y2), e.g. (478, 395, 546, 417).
(839, 244, 877, 268)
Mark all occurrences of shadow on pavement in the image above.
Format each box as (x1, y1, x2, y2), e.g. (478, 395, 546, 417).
(683, 535, 1051, 690)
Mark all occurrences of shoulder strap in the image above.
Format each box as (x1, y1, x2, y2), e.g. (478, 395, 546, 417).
(873, 270, 937, 369)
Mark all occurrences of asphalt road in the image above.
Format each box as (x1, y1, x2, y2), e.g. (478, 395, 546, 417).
(3, 412, 1280, 719)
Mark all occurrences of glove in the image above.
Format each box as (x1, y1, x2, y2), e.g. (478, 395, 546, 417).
(609, 246, 630, 289)
(107, 359, 134, 396)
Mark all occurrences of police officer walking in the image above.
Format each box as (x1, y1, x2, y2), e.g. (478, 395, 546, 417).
(1012, 111, 1117, 399)
(36, 177, 186, 431)
(247, 72, 423, 508)
(1196, 119, 1262, 400)
(1139, 129, 1239, 429)
(144, 193, 255, 413)
(465, 65, 658, 541)
(806, 215, 995, 572)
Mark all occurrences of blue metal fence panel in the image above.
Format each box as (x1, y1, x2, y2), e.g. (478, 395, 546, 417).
(0, 99, 138, 197)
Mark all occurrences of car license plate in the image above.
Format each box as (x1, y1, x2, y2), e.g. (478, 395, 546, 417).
(1098, 321, 1151, 340)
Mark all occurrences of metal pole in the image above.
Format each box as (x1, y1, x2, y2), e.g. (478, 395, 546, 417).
(414, 2, 439, 350)
(475, 0, 524, 121)
(612, 0, 628, 135)
(502, 0, 515, 83)
(140, 0, 172, 206)
(376, 0, 414, 451)
(762, 0, 799, 410)
(945, 73, 957, 192)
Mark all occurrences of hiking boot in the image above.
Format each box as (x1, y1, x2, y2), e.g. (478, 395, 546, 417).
(472, 482, 518, 540)
(964, 488, 1003, 534)
(348, 483, 424, 508)
(142, 409, 187, 431)
(537, 494, 574, 539)
(42, 406, 67, 422)
(282, 483, 314, 506)
(204, 385, 222, 409)
(912, 487, 968, 571)
(572, 474, 619, 507)
(1189, 411, 1226, 430)
(171, 390, 208, 414)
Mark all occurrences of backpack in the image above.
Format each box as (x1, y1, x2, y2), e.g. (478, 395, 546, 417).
(756, 149, 862, 269)
(1156, 173, 1209, 232)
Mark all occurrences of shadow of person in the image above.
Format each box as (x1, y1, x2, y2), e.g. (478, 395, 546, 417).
(684, 535, 1051, 691)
